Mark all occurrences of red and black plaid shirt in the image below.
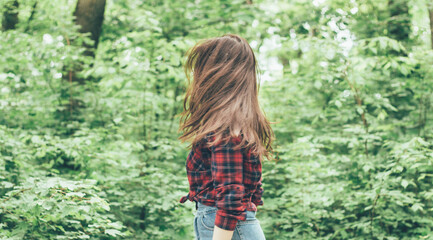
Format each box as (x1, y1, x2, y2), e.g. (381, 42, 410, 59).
(179, 135, 264, 231)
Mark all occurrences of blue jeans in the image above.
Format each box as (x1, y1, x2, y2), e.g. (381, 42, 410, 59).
(193, 202, 266, 240)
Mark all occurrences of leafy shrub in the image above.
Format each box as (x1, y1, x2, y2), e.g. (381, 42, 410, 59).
(0, 177, 125, 239)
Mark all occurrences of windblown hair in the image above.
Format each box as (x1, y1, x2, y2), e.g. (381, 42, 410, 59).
(179, 34, 273, 160)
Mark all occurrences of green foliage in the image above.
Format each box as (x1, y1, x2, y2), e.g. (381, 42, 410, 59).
(258, 0, 433, 239)
(1, 0, 432, 239)
(0, 176, 125, 239)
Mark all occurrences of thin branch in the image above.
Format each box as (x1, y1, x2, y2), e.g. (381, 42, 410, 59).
(342, 62, 369, 157)
(24, 1, 37, 32)
(64, 35, 74, 117)
(370, 194, 380, 238)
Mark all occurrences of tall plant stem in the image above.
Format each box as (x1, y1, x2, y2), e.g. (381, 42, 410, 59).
(343, 63, 369, 157)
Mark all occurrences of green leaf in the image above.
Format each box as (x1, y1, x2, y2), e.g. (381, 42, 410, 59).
(401, 179, 409, 189)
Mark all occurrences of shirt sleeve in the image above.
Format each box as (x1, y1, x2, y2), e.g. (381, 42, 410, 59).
(251, 178, 264, 206)
(211, 137, 246, 231)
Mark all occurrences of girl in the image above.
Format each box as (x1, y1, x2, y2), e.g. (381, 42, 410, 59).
(179, 34, 273, 240)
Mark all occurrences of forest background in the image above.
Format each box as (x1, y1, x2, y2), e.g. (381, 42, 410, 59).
(1, 0, 433, 239)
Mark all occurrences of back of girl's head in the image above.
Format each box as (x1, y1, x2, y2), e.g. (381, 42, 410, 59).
(179, 34, 273, 159)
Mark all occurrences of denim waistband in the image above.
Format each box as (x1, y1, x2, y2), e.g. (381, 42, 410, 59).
(196, 202, 217, 213)
(195, 201, 257, 220)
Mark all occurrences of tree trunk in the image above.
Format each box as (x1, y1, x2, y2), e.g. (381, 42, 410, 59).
(2, 0, 19, 31)
(388, 0, 410, 42)
(429, 8, 433, 49)
(60, 0, 106, 122)
(66, 0, 106, 84)
(73, 0, 106, 57)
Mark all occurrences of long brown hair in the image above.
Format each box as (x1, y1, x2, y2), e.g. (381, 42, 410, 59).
(179, 34, 273, 159)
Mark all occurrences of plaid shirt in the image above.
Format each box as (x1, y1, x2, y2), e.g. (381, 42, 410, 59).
(179, 135, 264, 231)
